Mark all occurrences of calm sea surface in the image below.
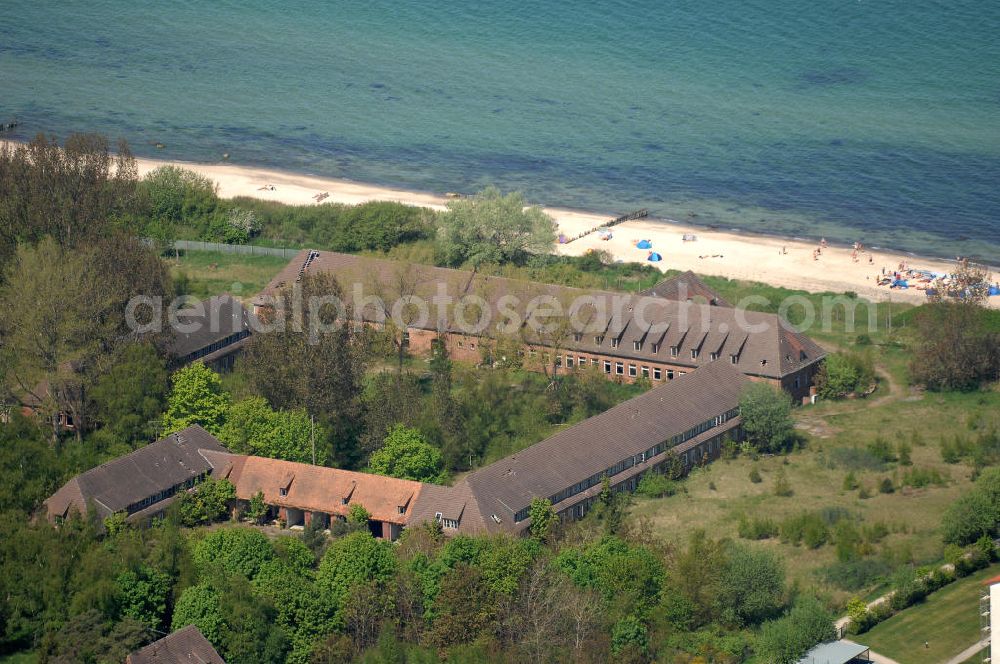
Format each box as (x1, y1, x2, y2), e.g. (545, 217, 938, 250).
(2, 0, 998, 261)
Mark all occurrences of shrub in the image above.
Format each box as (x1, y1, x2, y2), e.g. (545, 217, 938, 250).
(942, 468, 1000, 545)
(828, 446, 887, 472)
(636, 472, 677, 498)
(867, 437, 897, 463)
(858, 486, 872, 499)
(773, 467, 793, 497)
(780, 513, 828, 549)
(901, 467, 947, 488)
(815, 351, 875, 399)
(820, 558, 892, 591)
(878, 478, 895, 494)
(896, 441, 912, 466)
(749, 467, 763, 484)
(842, 471, 859, 491)
(738, 515, 779, 540)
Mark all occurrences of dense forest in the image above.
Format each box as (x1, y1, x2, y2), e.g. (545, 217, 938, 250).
(1, 134, 998, 663)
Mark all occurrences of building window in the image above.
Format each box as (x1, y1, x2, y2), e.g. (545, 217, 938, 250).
(795, 376, 801, 388)
(667, 369, 674, 380)
(710, 351, 719, 360)
(730, 354, 738, 364)
(555, 356, 562, 367)
(398, 506, 406, 514)
(691, 349, 699, 359)
(279, 487, 288, 496)
(457, 340, 464, 348)
(628, 364, 637, 377)
(342, 497, 349, 505)
(653, 368, 662, 380)
(566, 356, 574, 368)
(603, 360, 611, 374)
(611, 338, 619, 349)
(595, 335, 604, 345)
(579, 356, 586, 366)
(591, 358, 599, 367)
(443, 518, 459, 529)
(615, 362, 624, 375)
(641, 366, 649, 378)
(651, 343, 659, 354)
(529, 348, 537, 357)
(670, 346, 679, 357)
(633, 340, 642, 351)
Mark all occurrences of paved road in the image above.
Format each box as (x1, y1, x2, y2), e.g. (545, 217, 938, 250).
(942, 639, 987, 664)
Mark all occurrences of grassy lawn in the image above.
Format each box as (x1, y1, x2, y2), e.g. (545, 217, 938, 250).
(629, 377, 1000, 604)
(853, 565, 998, 664)
(168, 250, 289, 301)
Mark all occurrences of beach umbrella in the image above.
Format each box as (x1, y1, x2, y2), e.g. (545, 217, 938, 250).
(637, 239, 652, 249)
(647, 252, 662, 262)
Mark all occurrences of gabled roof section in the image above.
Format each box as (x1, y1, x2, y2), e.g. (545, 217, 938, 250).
(127, 624, 224, 664)
(44, 425, 229, 521)
(640, 271, 731, 307)
(168, 294, 256, 360)
(221, 455, 426, 525)
(253, 251, 824, 379)
(459, 361, 749, 525)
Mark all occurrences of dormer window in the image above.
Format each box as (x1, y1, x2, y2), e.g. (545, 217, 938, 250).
(651, 343, 659, 354)
(760, 359, 768, 366)
(573, 333, 583, 343)
(730, 354, 739, 364)
(397, 505, 406, 515)
(670, 346, 679, 357)
(594, 335, 604, 345)
(633, 341, 642, 351)
(279, 487, 288, 496)
(710, 352, 719, 360)
(611, 338, 619, 349)
(691, 349, 699, 359)
(341, 497, 349, 505)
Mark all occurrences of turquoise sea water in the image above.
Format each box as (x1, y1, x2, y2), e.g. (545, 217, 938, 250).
(2, 0, 998, 261)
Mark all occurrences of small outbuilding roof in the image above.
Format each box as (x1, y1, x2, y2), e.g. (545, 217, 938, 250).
(796, 640, 870, 664)
(127, 624, 224, 664)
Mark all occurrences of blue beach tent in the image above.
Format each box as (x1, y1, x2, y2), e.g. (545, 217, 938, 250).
(636, 239, 652, 249)
(647, 252, 662, 262)
(989, 285, 1000, 297)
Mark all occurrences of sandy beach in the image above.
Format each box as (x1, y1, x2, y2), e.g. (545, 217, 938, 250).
(128, 155, 998, 307)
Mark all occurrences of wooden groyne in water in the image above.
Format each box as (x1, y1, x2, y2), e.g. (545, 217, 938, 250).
(561, 208, 648, 244)
(0, 119, 19, 133)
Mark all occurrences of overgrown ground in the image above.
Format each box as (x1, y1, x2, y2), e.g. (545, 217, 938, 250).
(167, 250, 289, 301)
(853, 564, 997, 663)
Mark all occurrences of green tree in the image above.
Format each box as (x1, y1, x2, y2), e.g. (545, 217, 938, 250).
(116, 565, 171, 630)
(193, 527, 275, 580)
(172, 583, 225, 643)
(316, 531, 396, 621)
(527, 497, 558, 543)
(162, 362, 230, 435)
(910, 301, 1000, 391)
(348, 504, 371, 527)
(943, 467, 1000, 545)
(773, 466, 793, 497)
(436, 186, 557, 267)
(368, 424, 445, 483)
(716, 542, 786, 627)
(219, 396, 326, 464)
(178, 477, 235, 526)
(756, 596, 836, 664)
(610, 614, 648, 657)
(245, 491, 268, 525)
(90, 343, 168, 445)
(739, 383, 794, 453)
(242, 272, 365, 467)
(0, 133, 140, 264)
(815, 351, 875, 399)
